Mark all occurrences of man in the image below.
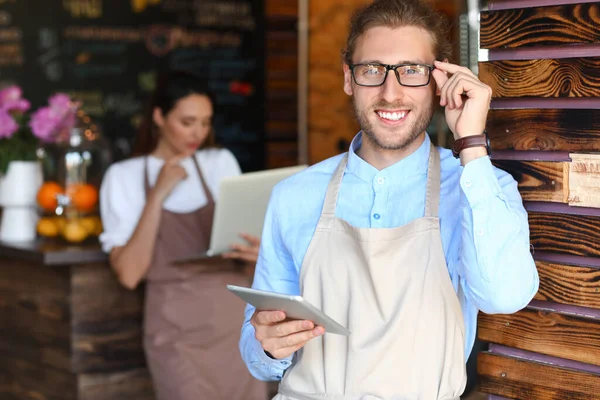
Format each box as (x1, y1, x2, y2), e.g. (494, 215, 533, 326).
(240, 0, 539, 398)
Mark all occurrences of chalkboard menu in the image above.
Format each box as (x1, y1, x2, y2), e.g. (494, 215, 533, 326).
(0, 0, 265, 171)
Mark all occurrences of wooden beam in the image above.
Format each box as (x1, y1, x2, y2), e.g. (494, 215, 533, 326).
(480, 3, 600, 49)
(478, 352, 600, 399)
(479, 307, 600, 366)
(529, 211, 600, 258)
(569, 154, 600, 208)
(534, 260, 600, 309)
(493, 160, 568, 203)
(479, 58, 600, 98)
(487, 109, 600, 152)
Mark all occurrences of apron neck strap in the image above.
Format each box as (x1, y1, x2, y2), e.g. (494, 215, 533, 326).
(321, 142, 441, 219)
(424, 143, 440, 218)
(321, 154, 348, 217)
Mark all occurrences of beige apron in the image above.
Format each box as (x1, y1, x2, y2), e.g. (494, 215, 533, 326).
(275, 144, 466, 400)
(142, 156, 267, 400)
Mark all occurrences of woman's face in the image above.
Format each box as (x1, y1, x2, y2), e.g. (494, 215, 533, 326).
(153, 93, 213, 158)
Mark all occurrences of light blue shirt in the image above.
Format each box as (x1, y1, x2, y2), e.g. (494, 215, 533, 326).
(240, 133, 539, 381)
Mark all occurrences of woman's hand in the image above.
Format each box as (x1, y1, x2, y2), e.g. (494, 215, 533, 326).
(223, 233, 261, 264)
(150, 155, 188, 203)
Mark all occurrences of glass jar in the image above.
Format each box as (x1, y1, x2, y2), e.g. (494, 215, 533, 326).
(36, 107, 112, 243)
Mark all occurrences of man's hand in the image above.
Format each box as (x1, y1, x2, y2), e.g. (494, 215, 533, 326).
(251, 310, 324, 359)
(431, 60, 492, 139)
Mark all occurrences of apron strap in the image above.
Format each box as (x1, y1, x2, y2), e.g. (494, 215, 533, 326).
(320, 154, 348, 219)
(143, 157, 151, 197)
(424, 143, 441, 218)
(191, 154, 215, 204)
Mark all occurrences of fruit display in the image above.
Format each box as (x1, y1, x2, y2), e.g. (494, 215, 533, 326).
(36, 107, 111, 244)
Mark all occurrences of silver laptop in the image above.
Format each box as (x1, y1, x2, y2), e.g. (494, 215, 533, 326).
(173, 164, 307, 263)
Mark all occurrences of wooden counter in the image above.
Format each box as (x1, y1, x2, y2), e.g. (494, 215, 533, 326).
(0, 239, 155, 400)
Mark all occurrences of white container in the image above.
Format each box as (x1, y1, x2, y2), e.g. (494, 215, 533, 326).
(0, 161, 43, 242)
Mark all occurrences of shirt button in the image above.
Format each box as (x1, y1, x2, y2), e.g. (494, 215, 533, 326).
(377, 177, 384, 184)
(477, 229, 484, 236)
(464, 180, 472, 188)
(373, 213, 381, 220)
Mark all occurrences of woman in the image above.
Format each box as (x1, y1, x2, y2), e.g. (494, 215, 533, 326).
(99, 71, 268, 400)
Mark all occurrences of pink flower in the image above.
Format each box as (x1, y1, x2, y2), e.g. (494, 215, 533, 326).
(29, 92, 76, 142)
(0, 85, 30, 113)
(0, 108, 18, 139)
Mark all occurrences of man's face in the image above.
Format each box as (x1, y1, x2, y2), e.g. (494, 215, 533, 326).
(344, 25, 438, 151)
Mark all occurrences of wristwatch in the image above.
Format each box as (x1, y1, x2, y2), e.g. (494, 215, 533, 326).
(451, 131, 491, 158)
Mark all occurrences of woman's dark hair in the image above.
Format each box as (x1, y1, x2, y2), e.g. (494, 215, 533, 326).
(132, 70, 217, 156)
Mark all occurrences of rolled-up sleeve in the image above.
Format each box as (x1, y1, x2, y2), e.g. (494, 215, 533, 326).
(98, 165, 144, 254)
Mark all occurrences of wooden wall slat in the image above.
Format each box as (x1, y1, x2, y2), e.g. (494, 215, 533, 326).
(478, 352, 600, 399)
(480, 58, 600, 98)
(493, 160, 567, 203)
(534, 261, 600, 309)
(529, 211, 600, 257)
(479, 308, 600, 366)
(487, 109, 600, 151)
(480, 3, 600, 49)
(71, 265, 145, 374)
(77, 368, 155, 400)
(266, 0, 298, 17)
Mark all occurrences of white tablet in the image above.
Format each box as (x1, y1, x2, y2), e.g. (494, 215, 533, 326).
(227, 285, 351, 336)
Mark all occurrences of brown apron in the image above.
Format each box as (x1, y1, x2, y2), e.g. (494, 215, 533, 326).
(275, 144, 467, 400)
(142, 156, 267, 400)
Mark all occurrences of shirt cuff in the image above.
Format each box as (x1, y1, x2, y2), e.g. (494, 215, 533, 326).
(459, 156, 502, 206)
(251, 338, 293, 380)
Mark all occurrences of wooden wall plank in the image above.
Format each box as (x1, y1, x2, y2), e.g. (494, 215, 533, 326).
(0, 355, 77, 400)
(480, 3, 600, 49)
(0, 261, 71, 373)
(478, 352, 600, 399)
(266, 0, 298, 17)
(71, 265, 146, 374)
(77, 368, 154, 400)
(492, 160, 567, 203)
(487, 109, 600, 151)
(479, 308, 600, 366)
(569, 154, 600, 208)
(480, 58, 600, 98)
(529, 211, 600, 257)
(534, 261, 600, 310)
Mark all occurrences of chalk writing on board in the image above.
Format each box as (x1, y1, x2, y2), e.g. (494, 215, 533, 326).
(38, 28, 62, 81)
(67, 90, 104, 116)
(161, 0, 255, 30)
(63, 0, 103, 19)
(0, 28, 22, 66)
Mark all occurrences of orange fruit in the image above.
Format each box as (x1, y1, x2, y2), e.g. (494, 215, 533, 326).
(37, 182, 64, 212)
(62, 219, 88, 243)
(37, 217, 60, 237)
(69, 184, 99, 212)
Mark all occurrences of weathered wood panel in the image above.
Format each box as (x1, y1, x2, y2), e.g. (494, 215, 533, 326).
(480, 58, 600, 98)
(0, 260, 71, 372)
(492, 160, 567, 203)
(480, 3, 600, 49)
(529, 211, 600, 257)
(78, 368, 154, 400)
(478, 352, 600, 399)
(487, 109, 600, 152)
(534, 261, 600, 310)
(569, 154, 600, 208)
(0, 355, 77, 400)
(266, 142, 299, 168)
(266, 0, 298, 16)
(479, 308, 600, 366)
(71, 264, 146, 374)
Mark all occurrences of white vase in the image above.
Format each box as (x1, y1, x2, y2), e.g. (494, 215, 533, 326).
(0, 161, 43, 242)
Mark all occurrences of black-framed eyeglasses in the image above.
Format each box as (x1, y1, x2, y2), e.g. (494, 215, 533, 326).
(349, 63, 435, 87)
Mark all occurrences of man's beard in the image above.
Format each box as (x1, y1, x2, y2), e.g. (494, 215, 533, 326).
(352, 97, 434, 151)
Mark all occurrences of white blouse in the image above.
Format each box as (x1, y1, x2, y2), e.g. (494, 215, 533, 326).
(99, 148, 242, 253)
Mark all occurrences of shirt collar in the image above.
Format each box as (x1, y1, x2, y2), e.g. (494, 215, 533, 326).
(346, 132, 431, 184)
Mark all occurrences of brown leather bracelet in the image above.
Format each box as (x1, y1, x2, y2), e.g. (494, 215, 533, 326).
(451, 132, 491, 158)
